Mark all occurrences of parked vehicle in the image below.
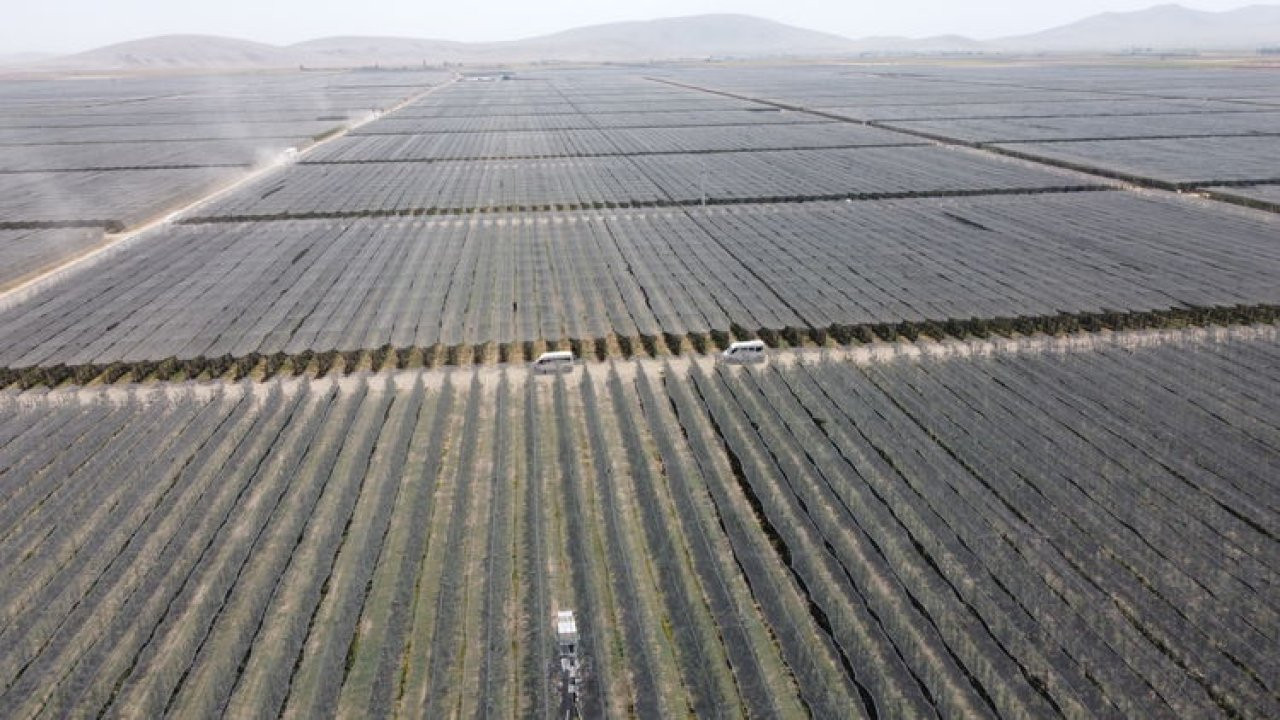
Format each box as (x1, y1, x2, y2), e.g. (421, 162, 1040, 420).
(533, 350, 576, 374)
(721, 339, 766, 364)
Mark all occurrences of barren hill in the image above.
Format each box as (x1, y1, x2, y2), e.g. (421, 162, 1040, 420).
(47, 34, 296, 70)
(47, 15, 867, 70)
(993, 4, 1280, 51)
(32, 5, 1280, 70)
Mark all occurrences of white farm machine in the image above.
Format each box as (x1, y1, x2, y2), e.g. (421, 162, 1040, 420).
(557, 610, 581, 718)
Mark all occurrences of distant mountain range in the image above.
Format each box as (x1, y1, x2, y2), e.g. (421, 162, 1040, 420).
(996, 3, 1280, 51)
(12, 4, 1280, 71)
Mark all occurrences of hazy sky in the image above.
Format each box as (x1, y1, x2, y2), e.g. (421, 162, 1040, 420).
(5, 1, 1264, 54)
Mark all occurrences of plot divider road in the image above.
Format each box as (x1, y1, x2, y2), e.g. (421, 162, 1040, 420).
(0, 77, 460, 312)
(645, 76, 1280, 214)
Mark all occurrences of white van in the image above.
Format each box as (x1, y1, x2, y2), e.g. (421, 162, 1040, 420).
(721, 340, 766, 364)
(532, 350, 576, 374)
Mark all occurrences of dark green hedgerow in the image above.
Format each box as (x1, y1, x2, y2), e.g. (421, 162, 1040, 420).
(1, 304, 1275, 389)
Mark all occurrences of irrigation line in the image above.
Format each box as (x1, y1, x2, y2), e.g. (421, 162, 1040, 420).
(299, 142, 927, 164)
(177, 185, 1116, 225)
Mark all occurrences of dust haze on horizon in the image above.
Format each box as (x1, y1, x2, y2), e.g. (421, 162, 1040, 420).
(5, 0, 1269, 55)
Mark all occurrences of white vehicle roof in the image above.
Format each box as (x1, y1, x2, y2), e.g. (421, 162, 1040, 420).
(536, 350, 574, 362)
(556, 610, 577, 636)
(726, 340, 766, 351)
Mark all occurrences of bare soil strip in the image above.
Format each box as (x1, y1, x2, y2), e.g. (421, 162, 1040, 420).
(4, 319, 1272, 397)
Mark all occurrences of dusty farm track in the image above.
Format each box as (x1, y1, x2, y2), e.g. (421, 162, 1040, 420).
(1, 305, 1277, 390)
(0, 78, 457, 302)
(1, 329, 1277, 718)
